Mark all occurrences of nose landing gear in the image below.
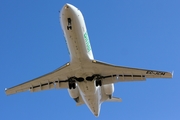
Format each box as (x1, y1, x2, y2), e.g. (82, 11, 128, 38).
(67, 18, 72, 30)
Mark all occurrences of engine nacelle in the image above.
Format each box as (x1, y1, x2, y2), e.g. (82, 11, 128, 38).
(103, 83, 114, 95)
(68, 87, 79, 98)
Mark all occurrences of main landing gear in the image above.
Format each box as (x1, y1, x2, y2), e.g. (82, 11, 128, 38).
(68, 77, 76, 89)
(68, 74, 103, 89)
(95, 75, 102, 87)
(67, 18, 72, 30)
(86, 74, 102, 87)
(68, 77, 84, 89)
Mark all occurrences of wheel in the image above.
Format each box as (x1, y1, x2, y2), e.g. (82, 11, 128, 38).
(72, 83, 76, 89)
(96, 80, 98, 87)
(95, 80, 102, 87)
(69, 83, 72, 89)
(67, 26, 72, 30)
(99, 80, 102, 86)
(68, 82, 76, 89)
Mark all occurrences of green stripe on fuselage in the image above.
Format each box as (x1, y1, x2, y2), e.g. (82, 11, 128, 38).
(84, 32, 91, 52)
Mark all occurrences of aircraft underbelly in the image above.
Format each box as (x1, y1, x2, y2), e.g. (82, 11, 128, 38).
(77, 81, 96, 95)
(77, 81, 101, 116)
(60, 6, 92, 64)
(83, 93, 100, 117)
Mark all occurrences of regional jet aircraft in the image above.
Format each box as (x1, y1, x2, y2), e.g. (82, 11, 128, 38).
(5, 3, 173, 117)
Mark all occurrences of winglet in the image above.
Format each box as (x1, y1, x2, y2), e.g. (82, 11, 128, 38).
(5, 88, 9, 95)
(171, 71, 174, 78)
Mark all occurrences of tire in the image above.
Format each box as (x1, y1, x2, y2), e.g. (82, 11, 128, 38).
(96, 80, 99, 87)
(69, 83, 72, 89)
(72, 83, 76, 89)
(99, 80, 102, 86)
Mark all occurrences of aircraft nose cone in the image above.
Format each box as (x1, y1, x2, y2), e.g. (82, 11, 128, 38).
(64, 4, 69, 9)
(64, 3, 73, 9)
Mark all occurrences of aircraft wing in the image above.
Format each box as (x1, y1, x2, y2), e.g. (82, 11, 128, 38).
(5, 63, 71, 95)
(91, 60, 173, 85)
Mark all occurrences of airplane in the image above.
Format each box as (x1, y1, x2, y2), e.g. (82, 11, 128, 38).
(5, 3, 173, 117)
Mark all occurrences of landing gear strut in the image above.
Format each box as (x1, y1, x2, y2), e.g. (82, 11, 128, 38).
(67, 18, 72, 30)
(68, 77, 84, 89)
(93, 74, 102, 87)
(68, 77, 76, 89)
(86, 74, 103, 86)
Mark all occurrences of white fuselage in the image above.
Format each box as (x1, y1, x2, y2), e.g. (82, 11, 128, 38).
(60, 4, 101, 116)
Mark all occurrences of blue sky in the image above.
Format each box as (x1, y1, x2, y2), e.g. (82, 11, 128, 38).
(1, 0, 180, 119)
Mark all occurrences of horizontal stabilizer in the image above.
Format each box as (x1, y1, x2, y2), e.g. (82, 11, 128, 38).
(106, 97, 122, 102)
(76, 95, 85, 106)
(76, 102, 84, 106)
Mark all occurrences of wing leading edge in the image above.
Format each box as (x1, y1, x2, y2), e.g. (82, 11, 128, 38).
(5, 62, 71, 95)
(91, 60, 173, 85)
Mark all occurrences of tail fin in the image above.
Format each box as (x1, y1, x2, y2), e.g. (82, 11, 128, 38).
(106, 97, 122, 102)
